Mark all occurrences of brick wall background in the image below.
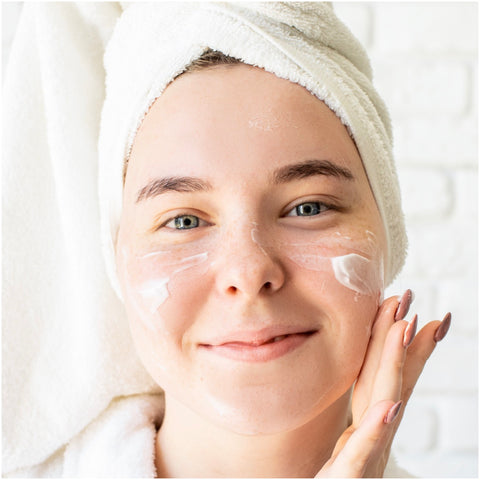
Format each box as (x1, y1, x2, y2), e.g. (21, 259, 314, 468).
(333, 2, 478, 477)
(3, 2, 478, 477)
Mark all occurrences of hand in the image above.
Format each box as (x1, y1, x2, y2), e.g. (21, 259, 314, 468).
(316, 290, 451, 478)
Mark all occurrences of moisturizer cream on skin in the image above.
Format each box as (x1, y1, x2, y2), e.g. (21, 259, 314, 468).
(121, 227, 384, 331)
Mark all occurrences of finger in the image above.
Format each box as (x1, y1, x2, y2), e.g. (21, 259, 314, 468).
(354, 296, 400, 407)
(402, 313, 451, 403)
(362, 317, 417, 465)
(378, 315, 451, 460)
(353, 295, 410, 422)
(366, 296, 401, 371)
(318, 400, 401, 478)
(394, 288, 414, 321)
(370, 314, 417, 407)
(379, 314, 451, 458)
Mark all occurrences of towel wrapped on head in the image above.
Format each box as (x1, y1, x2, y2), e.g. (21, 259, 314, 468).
(99, 1, 407, 299)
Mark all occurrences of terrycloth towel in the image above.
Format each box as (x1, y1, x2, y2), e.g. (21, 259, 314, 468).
(98, 1, 407, 299)
(3, 2, 407, 476)
(5, 394, 164, 478)
(2, 2, 160, 475)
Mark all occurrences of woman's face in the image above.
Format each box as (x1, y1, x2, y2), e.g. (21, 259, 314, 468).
(117, 64, 387, 435)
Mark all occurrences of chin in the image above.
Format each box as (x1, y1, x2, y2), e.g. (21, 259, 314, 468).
(183, 375, 354, 436)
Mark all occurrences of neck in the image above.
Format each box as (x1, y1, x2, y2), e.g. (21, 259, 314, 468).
(155, 391, 351, 478)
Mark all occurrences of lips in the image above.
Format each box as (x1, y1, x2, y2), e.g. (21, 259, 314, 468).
(218, 332, 308, 348)
(199, 328, 317, 362)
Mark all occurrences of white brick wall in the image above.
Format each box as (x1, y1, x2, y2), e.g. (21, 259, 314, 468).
(335, 2, 478, 477)
(3, 2, 478, 477)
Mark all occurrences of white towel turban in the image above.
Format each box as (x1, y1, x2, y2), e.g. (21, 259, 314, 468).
(99, 1, 407, 297)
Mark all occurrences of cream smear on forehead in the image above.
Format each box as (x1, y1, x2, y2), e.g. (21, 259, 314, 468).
(248, 108, 281, 132)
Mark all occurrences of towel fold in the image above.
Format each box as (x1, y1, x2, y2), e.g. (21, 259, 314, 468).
(2, 3, 160, 474)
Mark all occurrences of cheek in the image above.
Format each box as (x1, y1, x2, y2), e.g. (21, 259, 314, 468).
(268, 226, 384, 306)
(279, 229, 384, 350)
(290, 260, 377, 365)
(116, 226, 383, 435)
(119, 241, 210, 329)
(117, 241, 212, 384)
(120, 227, 384, 352)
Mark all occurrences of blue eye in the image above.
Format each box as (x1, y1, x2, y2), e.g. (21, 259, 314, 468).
(167, 215, 200, 230)
(288, 201, 327, 217)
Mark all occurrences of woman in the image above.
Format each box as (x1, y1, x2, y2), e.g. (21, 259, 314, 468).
(3, 3, 451, 477)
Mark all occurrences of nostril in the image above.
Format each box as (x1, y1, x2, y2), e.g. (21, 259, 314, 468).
(227, 286, 238, 294)
(264, 281, 272, 289)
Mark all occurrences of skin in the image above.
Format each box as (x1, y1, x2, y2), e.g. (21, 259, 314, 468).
(116, 64, 445, 477)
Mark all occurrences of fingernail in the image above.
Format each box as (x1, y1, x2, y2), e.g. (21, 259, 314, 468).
(403, 313, 418, 348)
(395, 289, 414, 321)
(434, 312, 452, 342)
(384, 400, 403, 424)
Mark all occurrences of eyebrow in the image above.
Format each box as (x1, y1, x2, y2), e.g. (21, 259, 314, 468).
(135, 159, 354, 203)
(136, 176, 212, 202)
(272, 159, 354, 184)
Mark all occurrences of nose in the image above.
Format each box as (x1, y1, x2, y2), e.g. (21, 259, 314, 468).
(213, 223, 285, 299)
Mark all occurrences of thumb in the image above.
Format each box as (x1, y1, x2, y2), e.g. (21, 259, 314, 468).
(317, 400, 401, 478)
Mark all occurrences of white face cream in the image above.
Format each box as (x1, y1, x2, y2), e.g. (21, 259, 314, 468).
(121, 225, 384, 333)
(331, 254, 383, 296)
(250, 226, 384, 299)
(120, 243, 211, 330)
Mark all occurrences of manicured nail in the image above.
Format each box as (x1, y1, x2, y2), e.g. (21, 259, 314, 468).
(395, 289, 414, 321)
(434, 312, 452, 342)
(384, 400, 403, 424)
(403, 313, 418, 348)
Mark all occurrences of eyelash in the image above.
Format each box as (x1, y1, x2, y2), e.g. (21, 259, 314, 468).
(160, 201, 333, 231)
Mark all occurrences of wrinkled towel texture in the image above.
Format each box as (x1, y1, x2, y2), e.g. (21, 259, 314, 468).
(3, 2, 159, 474)
(3, 2, 407, 476)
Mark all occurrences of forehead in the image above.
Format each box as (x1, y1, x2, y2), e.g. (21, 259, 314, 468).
(126, 64, 365, 187)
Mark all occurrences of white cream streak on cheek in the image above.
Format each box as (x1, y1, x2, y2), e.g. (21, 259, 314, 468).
(289, 252, 383, 296)
(251, 224, 268, 257)
(121, 248, 163, 332)
(135, 252, 209, 313)
(123, 251, 209, 328)
(331, 254, 382, 296)
(137, 278, 170, 314)
(249, 227, 383, 296)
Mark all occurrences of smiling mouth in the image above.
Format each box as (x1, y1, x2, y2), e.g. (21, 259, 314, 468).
(200, 330, 317, 362)
(219, 331, 315, 347)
